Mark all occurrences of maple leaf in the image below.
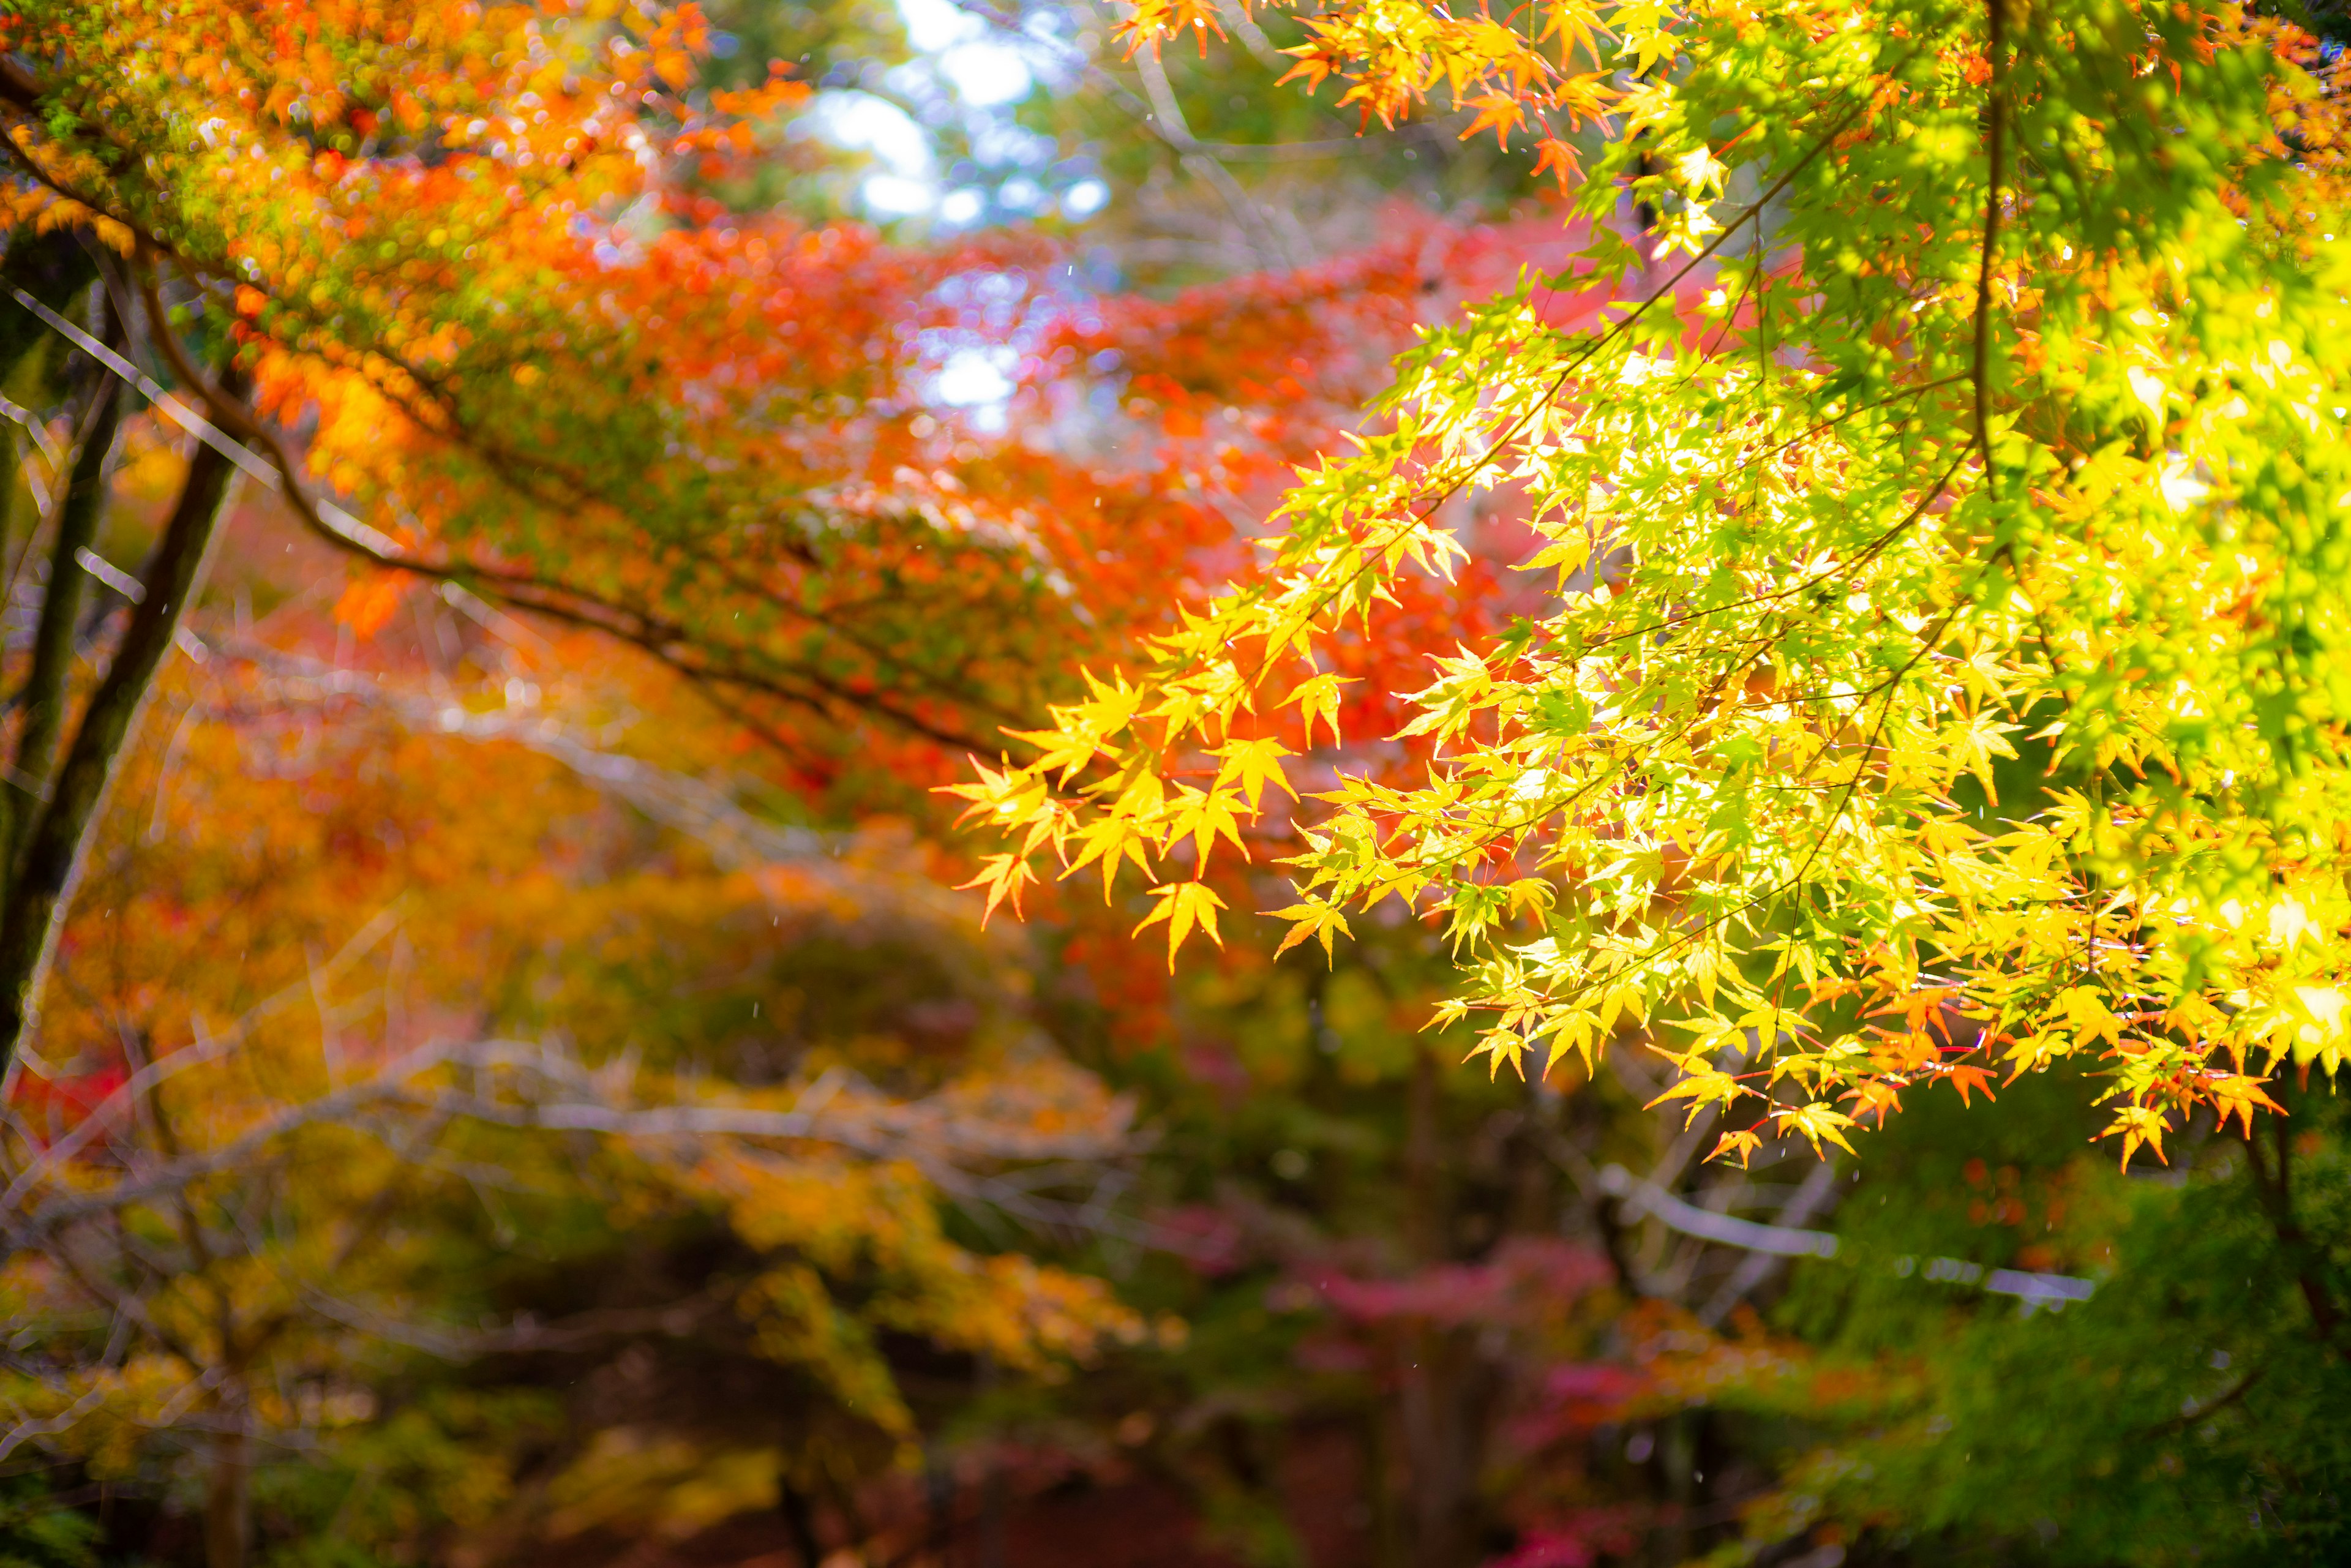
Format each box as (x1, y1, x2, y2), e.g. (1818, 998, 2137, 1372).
(1529, 137, 1583, 191)
(1213, 735, 1299, 810)
(2103, 1103, 2173, 1168)
(1613, 0, 1679, 73)
(1005, 723, 1106, 785)
(1133, 880, 1227, 969)
(1062, 813, 1153, 899)
(1460, 91, 1527, 149)
(1516, 532, 1592, 583)
(1772, 1103, 1859, 1158)
(1941, 1063, 1997, 1108)
(956, 853, 1038, 924)
(1269, 898, 1353, 961)
(1709, 1128, 1765, 1169)
(1473, 1026, 1534, 1081)
(1842, 1078, 1907, 1128)
(940, 758, 1048, 829)
(1166, 785, 1248, 871)
(1646, 1068, 1743, 1127)
(2203, 1072, 2284, 1139)
(1283, 671, 1352, 746)
(2056, 986, 2126, 1049)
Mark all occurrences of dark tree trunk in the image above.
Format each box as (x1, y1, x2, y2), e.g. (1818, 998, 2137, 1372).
(9, 338, 126, 861)
(0, 230, 104, 895)
(778, 1480, 826, 1568)
(0, 373, 244, 1067)
(204, 1408, 252, 1568)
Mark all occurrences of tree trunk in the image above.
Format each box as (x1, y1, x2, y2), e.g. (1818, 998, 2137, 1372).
(0, 232, 104, 895)
(204, 1416, 252, 1568)
(778, 1480, 825, 1568)
(10, 342, 126, 861)
(0, 377, 243, 1070)
(0, 230, 94, 375)
(1393, 1048, 1503, 1568)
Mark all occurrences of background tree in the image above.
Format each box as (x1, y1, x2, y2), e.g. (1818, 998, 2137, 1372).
(0, 0, 1253, 1070)
(0, 576, 1148, 1568)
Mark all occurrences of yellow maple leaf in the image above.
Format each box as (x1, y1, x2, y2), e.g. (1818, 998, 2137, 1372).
(2057, 986, 2124, 1049)
(1284, 671, 1352, 746)
(1167, 785, 1247, 871)
(1133, 880, 1227, 968)
(1004, 723, 1103, 785)
(2103, 1103, 2172, 1168)
(956, 853, 1037, 924)
(1269, 899, 1352, 961)
(1646, 1068, 1742, 1127)
(939, 757, 1047, 828)
(1515, 533, 1592, 584)
(1471, 1026, 1532, 1081)
(1772, 1102, 1859, 1157)
(1213, 735, 1298, 810)
(1062, 814, 1153, 899)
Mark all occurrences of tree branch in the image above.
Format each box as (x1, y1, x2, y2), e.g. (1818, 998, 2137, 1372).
(1971, 0, 2007, 465)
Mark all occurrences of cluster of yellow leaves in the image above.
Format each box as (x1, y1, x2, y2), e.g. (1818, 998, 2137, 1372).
(670, 1059, 1146, 1448)
(1117, 0, 1642, 186)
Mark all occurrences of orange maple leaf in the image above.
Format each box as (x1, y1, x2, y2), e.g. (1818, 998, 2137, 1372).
(1942, 1063, 1997, 1108)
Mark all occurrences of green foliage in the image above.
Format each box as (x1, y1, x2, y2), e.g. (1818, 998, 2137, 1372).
(250, 1391, 566, 1567)
(1733, 1076, 2351, 1564)
(0, 1476, 99, 1568)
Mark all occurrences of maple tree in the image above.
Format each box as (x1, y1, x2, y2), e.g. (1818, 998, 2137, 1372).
(961, 0, 2351, 1166)
(0, 0, 1275, 1075)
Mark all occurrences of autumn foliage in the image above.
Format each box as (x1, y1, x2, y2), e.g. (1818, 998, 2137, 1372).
(0, 0, 2344, 1564)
